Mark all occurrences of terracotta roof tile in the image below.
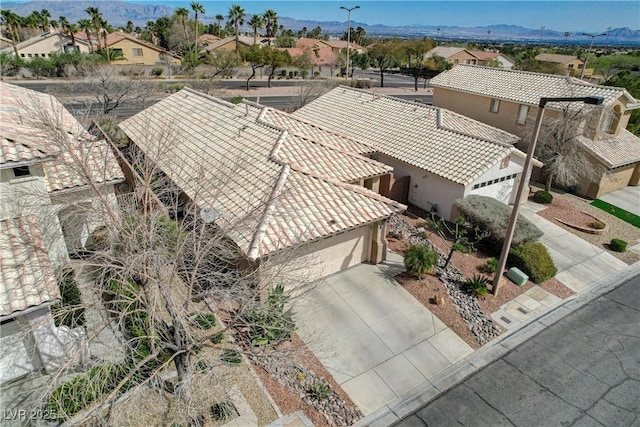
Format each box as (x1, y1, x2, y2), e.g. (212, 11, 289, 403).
(0, 215, 60, 317)
(577, 129, 640, 168)
(293, 86, 518, 185)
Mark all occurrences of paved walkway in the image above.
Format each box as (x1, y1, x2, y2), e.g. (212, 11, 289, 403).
(520, 201, 628, 293)
(293, 254, 473, 416)
(598, 186, 640, 216)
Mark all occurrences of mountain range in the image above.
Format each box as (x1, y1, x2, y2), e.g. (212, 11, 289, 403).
(2, 0, 639, 46)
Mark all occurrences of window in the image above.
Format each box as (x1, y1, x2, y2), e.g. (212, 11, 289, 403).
(500, 157, 510, 169)
(517, 104, 529, 125)
(577, 64, 584, 69)
(568, 64, 574, 69)
(12, 166, 31, 177)
(132, 47, 143, 57)
(489, 98, 500, 113)
(41, 53, 46, 57)
(454, 59, 459, 64)
(20, 53, 25, 57)
(27, 53, 32, 57)
(601, 105, 621, 134)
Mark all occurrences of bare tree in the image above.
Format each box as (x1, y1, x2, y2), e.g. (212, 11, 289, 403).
(534, 104, 608, 191)
(290, 79, 340, 111)
(3, 95, 320, 426)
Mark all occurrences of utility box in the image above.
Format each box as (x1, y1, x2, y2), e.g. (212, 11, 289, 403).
(507, 267, 529, 286)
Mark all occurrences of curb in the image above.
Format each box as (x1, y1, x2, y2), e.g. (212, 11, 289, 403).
(356, 261, 640, 427)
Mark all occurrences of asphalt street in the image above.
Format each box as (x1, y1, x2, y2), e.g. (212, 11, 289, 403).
(395, 274, 640, 427)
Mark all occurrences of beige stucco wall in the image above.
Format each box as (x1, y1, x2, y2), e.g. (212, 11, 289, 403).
(16, 34, 90, 60)
(110, 39, 180, 65)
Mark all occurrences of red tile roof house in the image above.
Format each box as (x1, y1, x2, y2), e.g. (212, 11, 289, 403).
(430, 65, 640, 198)
(119, 88, 404, 282)
(0, 82, 124, 383)
(292, 86, 534, 221)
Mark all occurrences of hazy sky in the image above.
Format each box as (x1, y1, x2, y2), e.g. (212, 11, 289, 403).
(120, 1, 639, 32)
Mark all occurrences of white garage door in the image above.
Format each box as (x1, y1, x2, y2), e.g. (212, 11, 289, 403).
(293, 226, 370, 281)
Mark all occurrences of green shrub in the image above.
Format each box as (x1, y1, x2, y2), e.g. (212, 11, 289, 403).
(308, 382, 331, 399)
(281, 69, 287, 76)
(192, 312, 217, 329)
(230, 95, 244, 104)
(508, 242, 557, 283)
(532, 190, 553, 204)
(239, 285, 296, 346)
(610, 238, 628, 252)
(454, 195, 542, 252)
(404, 245, 438, 278)
(152, 67, 164, 76)
(211, 402, 236, 420)
(52, 267, 86, 328)
(465, 274, 489, 297)
(210, 332, 225, 344)
(588, 221, 605, 230)
(480, 258, 498, 274)
(220, 350, 242, 365)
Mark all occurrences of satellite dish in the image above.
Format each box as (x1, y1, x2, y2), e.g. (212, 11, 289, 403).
(199, 207, 219, 224)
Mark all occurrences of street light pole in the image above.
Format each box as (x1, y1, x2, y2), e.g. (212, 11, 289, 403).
(580, 32, 607, 80)
(492, 95, 604, 296)
(340, 5, 359, 79)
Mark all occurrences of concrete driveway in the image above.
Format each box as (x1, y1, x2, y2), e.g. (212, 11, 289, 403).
(292, 255, 473, 416)
(598, 186, 640, 216)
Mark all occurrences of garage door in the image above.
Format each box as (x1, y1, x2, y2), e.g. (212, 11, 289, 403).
(293, 226, 370, 281)
(0, 319, 41, 384)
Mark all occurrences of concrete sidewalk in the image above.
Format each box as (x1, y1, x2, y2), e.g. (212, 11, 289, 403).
(598, 186, 640, 216)
(520, 201, 628, 293)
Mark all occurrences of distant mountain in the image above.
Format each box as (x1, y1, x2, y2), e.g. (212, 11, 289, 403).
(2, 1, 639, 45)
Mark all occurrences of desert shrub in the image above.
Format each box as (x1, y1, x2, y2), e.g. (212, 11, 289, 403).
(211, 402, 236, 420)
(589, 221, 605, 229)
(308, 382, 331, 399)
(532, 190, 553, 204)
(220, 350, 242, 365)
(465, 274, 489, 297)
(52, 267, 86, 328)
(508, 242, 557, 283)
(610, 238, 627, 252)
(235, 285, 295, 346)
(404, 244, 438, 278)
(480, 258, 498, 274)
(454, 195, 542, 253)
(0, 52, 23, 76)
(151, 67, 164, 76)
(192, 312, 217, 329)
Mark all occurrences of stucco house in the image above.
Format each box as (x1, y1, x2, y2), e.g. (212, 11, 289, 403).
(430, 65, 640, 198)
(535, 53, 586, 76)
(119, 88, 404, 281)
(468, 50, 515, 69)
(0, 82, 124, 383)
(204, 35, 258, 53)
(0, 30, 91, 59)
(292, 86, 533, 221)
(105, 32, 181, 65)
(426, 46, 479, 66)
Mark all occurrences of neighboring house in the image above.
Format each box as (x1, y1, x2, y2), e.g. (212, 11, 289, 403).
(468, 50, 515, 69)
(430, 65, 640, 198)
(293, 86, 531, 221)
(0, 35, 14, 51)
(278, 46, 338, 71)
(0, 31, 91, 59)
(204, 35, 261, 53)
(426, 46, 478, 65)
(119, 88, 404, 281)
(105, 32, 181, 65)
(198, 34, 220, 47)
(0, 82, 124, 384)
(535, 53, 586, 76)
(296, 38, 333, 50)
(324, 39, 365, 55)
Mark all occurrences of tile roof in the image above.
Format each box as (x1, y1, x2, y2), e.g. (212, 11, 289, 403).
(1, 31, 89, 54)
(577, 129, 640, 169)
(430, 65, 637, 108)
(119, 89, 403, 259)
(296, 38, 333, 49)
(293, 86, 519, 185)
(468, 50, 500, 60)
(105, 32, 181, 58)
(0, 82, 125, 192)
(535, 53, 582, 64)
(277, 47, 337, 66)
(426, 46, 471, 59)
(0, 215, 60, 317)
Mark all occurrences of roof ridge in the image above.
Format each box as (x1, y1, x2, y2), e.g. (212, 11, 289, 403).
(181, 87, 238, 108)
(247, 164, 291, 260)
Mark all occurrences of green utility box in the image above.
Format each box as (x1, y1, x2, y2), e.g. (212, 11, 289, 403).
(507, 267, 529, 286)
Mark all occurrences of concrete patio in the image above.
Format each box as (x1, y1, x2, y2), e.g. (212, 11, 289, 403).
(292, 254, 473, 416)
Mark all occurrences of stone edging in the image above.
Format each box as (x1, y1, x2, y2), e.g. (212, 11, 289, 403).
(554, 211, 608, 235)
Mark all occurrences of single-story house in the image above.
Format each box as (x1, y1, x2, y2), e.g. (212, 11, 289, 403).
(0, 82, 123, 384)
(105, 32, 181, 65)
(468, 50, 515, 69)
(535, 53, 586, 76)
(324, 39, 365, 56)
(119, 88, 404, 281)
(0, 30, 91, 59)
(204, 35, 261, 53)
(292, 86, 532, 221)
(430, 65, 640, 198)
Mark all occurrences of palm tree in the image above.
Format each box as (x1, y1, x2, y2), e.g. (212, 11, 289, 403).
(58, 16, 78, 51)
(190, 2, 205, 53)
(248, 14, 264, 45)
(215, 14, 224, 38)
(145, 20, 158, 45)
(39, 9, 51, 32)
(1, 10, 21, 56)
(85, 7, 103, 53)
(125, 20, 134, 34)
(78, 19, 94, 52)
(174, 7, 190, 41)
(228, 4, 246, 51)
(263, 9, 278, 45)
